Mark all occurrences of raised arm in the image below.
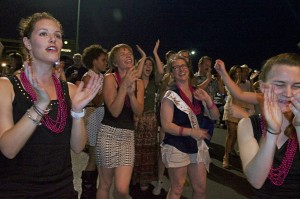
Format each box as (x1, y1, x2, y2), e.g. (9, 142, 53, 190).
(68, 73, 102, 153)
(214, 59, 261, 104)
(153, 40, 164, 83)
(135, 45, 146, 78)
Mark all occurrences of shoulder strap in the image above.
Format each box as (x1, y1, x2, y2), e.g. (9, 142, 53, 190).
(249, 114, 262, 142)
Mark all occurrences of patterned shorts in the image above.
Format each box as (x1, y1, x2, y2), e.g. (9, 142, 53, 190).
(95, 124, 135, 168)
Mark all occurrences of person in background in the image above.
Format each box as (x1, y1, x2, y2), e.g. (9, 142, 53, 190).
(160, 54, 220, 199)
(95, 44, 144, 199)
(215, 53, 300, 198)
(221, 65, 253, 169)
(80, 44, 107, 199)
(8, 52, 24, 75)
(65, 53, 88, 85)
(194, 56, 225, 144)
(0, 12, 101, 198)
(152, 49, 177, 195)
(132, 40, 164, 191)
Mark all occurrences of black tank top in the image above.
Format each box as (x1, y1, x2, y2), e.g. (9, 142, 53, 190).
(0, 76, 75, 198)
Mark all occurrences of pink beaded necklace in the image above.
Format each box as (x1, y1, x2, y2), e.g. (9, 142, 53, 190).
(20, 71, 68, 133)
(260, 115, 298, 186)
(176, 84, 201, 115)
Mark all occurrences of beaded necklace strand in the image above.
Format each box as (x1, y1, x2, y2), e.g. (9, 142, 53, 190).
(20, 71, 68, 133)
(260, 115, 298, 186)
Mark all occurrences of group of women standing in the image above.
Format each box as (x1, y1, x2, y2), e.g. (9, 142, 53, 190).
(1, 11, 300, 199)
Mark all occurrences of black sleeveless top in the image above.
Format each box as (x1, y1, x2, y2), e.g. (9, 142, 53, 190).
(163, 87, 205, 154)
(0, 76, 75, 198)
(101, 75, 135, 130)
(250, 115, 300, 199)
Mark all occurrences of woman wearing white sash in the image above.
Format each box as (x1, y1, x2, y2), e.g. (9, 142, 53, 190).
(160, 54, 220, 199)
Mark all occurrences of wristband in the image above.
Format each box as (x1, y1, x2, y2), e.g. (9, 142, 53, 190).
(71, 108, 86, 119)
(179, 126, 184, 136)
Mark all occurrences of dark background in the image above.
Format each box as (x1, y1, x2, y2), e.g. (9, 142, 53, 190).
(0, 0, 300, 71)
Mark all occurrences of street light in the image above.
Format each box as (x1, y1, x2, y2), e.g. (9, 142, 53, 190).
(76, 0, 81, 53)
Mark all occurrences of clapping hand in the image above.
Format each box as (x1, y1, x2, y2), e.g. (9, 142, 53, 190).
(71, 73, 102, 111)
(24, 61, 50, 107)
(290, 92, 300, 127)
(136, 45, 146, 58)
(261, 83, 282, 134)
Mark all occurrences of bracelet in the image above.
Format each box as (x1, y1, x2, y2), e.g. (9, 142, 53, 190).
(207, 102, 216, 110)
(71, 108, 86, 119)
(266, 129, 280, 135)
(26, 109, 42, 126)
(33, 104, 51, 115)
(179, 126, 184, 136)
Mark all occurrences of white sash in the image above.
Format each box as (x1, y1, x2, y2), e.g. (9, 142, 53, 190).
(163, 90, 211, 171)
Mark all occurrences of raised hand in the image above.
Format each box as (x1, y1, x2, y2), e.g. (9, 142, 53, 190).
(71, 73, 102, 111)
(153, 39, 160, 55)
(214, 59, 227, 76)
(123, 67, 138, 95)
(136, 45, 146, 58)
(193, 87, 210, 102)
(290, 92, 300, 126)
(24, 61, 50, 106)
(262, 83, 282, 134)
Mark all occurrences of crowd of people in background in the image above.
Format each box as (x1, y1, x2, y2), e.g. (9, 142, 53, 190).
(0, 11, 300, 199)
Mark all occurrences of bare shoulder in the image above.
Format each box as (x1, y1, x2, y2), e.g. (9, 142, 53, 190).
(238, 117, 255, 140)
(0, 77, 14, 99)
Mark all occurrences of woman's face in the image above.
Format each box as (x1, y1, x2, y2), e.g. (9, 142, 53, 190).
(172, 58, 189, 82)
(142, 59, 153, 77)
(116, 47, 134, 70)
(25, 19, 62, 65)
(234, 68, 242, 80)
(94, 53, 107, 73)
(266, 64, 300, 113)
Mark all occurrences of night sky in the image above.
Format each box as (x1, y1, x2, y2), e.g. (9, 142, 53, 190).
(0, 0, 300, 71)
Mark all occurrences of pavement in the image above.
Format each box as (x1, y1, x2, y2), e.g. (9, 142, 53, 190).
(71, 126, 252, 199)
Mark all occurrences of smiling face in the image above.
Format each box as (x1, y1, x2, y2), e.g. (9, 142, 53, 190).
(116, 47, 134, 70)
(264, 64, 300, 113)
(24, 19, 62, 65)
(142, 59, 154, 78)
(172, 57, 189, 83)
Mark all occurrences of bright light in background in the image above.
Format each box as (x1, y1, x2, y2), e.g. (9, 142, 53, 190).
(64, 41, 68, 45)
(190, 50, 196, 55)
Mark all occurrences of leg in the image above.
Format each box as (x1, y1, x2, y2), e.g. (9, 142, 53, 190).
(153, 127, 166, 195)
(188, 163, 207, 199)
(113, 166, 133, 199)
(97, 166, 114, 199)
(80, 146, 98, 199)
(223, 121, 236, 168)
(166, 166, 188, 199)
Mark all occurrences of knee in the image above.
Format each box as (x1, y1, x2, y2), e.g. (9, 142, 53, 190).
(114, 187, 129, 198)
(193, 184, 206, 196)
(170, 184, 184, 196)
(99, 179, 112, 191)
(114, 185, 129, 197)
